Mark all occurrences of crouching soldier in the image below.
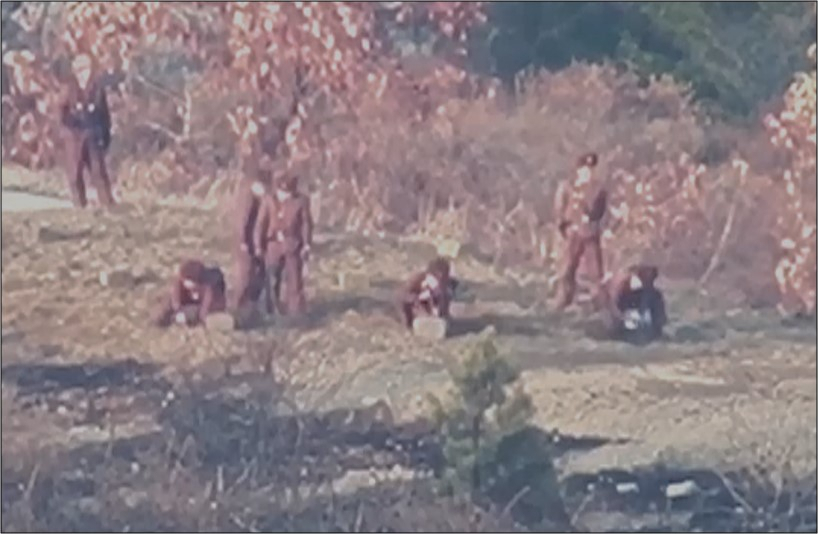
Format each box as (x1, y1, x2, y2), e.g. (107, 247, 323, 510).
(398, 257, 460, 331)
(153, 260, 227, 328)
(598, 264, 667, 344)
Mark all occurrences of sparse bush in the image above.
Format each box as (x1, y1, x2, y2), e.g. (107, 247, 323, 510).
(429, 334, 567, 529)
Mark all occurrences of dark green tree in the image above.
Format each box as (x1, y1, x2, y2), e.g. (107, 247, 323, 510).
(430, 334, 568, 528)
(469, 1, 816, 117)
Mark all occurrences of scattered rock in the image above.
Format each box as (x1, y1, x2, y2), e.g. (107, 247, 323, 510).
(387, 464, 417, 482)
(412, 316, 448, 341)
(74, 496, 103, 516)
(338, 271, 370, 290)
(132, 267, 161, 286)
(205, 313, 236, 332)
(117, 487, 149, 509)
(99, 267, 137, 289)
(361, 396, 383, 407)
(38, 226, 92, 243)
(665, 479, 699, 499)
(615, 482, 639, 494)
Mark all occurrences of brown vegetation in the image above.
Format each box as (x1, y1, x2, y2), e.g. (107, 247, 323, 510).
(1, 3, 815, 313)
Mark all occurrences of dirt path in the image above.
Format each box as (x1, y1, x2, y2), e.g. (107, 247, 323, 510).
(1, 190, 73, 213)
(2, 192, 815, 487)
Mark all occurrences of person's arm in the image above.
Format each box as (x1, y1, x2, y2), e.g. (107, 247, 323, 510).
(253, 197, 270, 255)
(60, 88, 86, 130)
(95, 84, 112, 148)
(587, 189, 608, 224)
(400, 272, 424, 304)
(301, 195, 314, 249)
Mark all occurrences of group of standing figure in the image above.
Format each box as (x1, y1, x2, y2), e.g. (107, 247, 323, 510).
(59, 54, 667, 342)
(151, 163, 314, 329)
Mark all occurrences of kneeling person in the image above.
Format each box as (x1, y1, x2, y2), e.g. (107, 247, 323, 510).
(399, 257, 459, 331)
(600, 264, 667, 344)
(153, 260, 227, 328)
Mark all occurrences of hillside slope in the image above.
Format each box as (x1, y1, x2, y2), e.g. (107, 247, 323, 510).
(1, 186, 815, 530)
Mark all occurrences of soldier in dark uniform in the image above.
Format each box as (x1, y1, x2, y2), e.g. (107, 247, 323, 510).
(253, 172, 314, 316)
(60, 54, 115, 208)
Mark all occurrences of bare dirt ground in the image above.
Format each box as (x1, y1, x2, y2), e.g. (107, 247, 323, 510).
(1, 169, 816, 531)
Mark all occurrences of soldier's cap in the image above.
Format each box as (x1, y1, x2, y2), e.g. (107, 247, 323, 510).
(577, 152, 599, 168)
(427, 257, 451, 277)
(277, 172, 299, 192)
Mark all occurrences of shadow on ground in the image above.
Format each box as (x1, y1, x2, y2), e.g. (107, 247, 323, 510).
(2, 359, 166, 398)
(3, 371, 814, 532)
(301, 292, 397, 330)
(0, 374, 627, 532)
(449, 314, 554, 338)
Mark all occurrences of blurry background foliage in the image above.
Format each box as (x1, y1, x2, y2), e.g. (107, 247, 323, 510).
(466, 1, 816, 119)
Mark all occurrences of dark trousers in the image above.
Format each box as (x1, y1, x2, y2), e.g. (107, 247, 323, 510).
(66, 135, 115, 208)
(232, 249, 266, 311)
(263, 243, 306, 316)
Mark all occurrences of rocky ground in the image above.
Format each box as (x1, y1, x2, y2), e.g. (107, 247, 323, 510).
(1, 169, 816, 531)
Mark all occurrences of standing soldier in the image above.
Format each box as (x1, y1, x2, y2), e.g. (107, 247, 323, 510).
(231, 160, 273, 313)
(253, 171, 313, 316)
(60, 54, 116, 208)
(553, 152, 608, 310)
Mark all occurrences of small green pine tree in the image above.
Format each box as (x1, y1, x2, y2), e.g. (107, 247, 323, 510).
(430, 333, 567, 528)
